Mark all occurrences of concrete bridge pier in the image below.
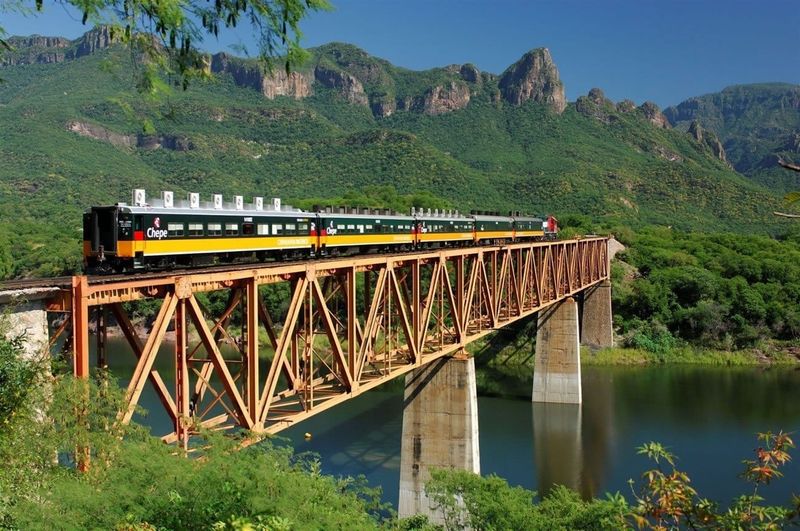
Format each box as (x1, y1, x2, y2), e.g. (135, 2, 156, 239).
(580, 279, 614, 350)
(0, 288, 59, 362)
(533, 297, 581, 404)
(398, 355, 480, 523)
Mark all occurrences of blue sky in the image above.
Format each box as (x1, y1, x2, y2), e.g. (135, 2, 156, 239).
(2, 0, 799, 107)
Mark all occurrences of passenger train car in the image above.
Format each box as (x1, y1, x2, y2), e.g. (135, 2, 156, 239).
(83, 190, 558, 273)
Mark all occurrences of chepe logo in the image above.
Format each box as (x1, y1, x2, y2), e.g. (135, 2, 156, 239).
(147, 217, 168, 240)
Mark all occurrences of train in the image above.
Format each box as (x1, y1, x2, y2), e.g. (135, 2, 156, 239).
(83, 190, 558, 273)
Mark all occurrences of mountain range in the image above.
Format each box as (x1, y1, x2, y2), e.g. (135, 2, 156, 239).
(0, 27, 797, 277)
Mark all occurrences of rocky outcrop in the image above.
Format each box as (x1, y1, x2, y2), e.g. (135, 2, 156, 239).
(211, 53, 312, 100)
(653, 144, 683, 162)
(8, 36, 70, 49)
(617, 99, 636, 113)
(459, 64, 481, 83)
(70, 26, 116, 59)
(137, 134, 193, 151)
(575, 87, 615, 123)
(260, 70, 311, 100)
(314, 65, 368, 105)
(67, 121, 193, 151)
(397, 97, 414, 112)
(2, 35, 71, 66)
(417, 81, 470, 115)
(688, 121, 727, 163)
(67, 121, 135, 148)
(498, 48, 566, 113)
(371, 99, 396, 118)
(639, 101, 670, 129)
(2, 27, 120, 66)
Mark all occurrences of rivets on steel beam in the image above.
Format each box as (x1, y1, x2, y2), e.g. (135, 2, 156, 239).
(174, 277, 192, 300)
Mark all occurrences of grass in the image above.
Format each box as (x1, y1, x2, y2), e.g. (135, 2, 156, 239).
(582, 346, 799, 366)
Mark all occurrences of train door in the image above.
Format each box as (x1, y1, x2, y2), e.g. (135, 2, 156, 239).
(91, 206, 118, 255)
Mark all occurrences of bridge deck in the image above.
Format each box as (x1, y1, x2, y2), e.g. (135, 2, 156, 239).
(10, 237, 609, 445)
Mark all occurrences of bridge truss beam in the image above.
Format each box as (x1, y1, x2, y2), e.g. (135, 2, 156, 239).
(59, 238, 608, 443)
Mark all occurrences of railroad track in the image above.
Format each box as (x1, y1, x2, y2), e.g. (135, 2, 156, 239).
(0, 237, 597, 292)
(0, 248, 456, 291)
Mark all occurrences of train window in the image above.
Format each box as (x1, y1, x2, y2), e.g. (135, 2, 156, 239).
(188, 223, 203, 237)
(225, 223, 239, 235)
(208, 223, 222, 236)
(285, 223, 296, 235)
(347, 225, 355, 231)
(272, 224, 283, 235)
(257, 224, 269, 235)
(243, 223, 255, 235)
(298, 223, 308, 232)
(357, 225, 364, 233)
(366, 225, 373, 230)
(168, 223, 184, 237)
(336, 224, 345, 231)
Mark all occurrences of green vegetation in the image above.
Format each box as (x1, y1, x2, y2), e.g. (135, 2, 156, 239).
(2, 331, 797, 530)
(665, 83, 800, 193)
(614, 227, 800, 352)
(0, 37, 792, 279)
(425, 472, 626, 530)
(0, 329, 390, 530)
(580, 346, 797, 366)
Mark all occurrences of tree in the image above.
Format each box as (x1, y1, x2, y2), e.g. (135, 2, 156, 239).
(0, 0, 330, 90)
(775, 159, 800, 218)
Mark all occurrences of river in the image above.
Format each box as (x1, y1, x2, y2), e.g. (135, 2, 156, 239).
(99, 337, 800, 509)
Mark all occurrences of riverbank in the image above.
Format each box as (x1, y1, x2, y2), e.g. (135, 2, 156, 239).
(582, 344, 800, 365)
(467, 329, 800, 398)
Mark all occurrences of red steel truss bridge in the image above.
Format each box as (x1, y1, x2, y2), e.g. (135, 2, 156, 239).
(33, 237, 609, 447)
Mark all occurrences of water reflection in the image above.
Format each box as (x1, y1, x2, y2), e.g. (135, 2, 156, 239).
(532, 403, 583, 494)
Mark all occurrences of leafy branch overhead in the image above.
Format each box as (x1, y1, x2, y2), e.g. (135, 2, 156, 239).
(776, 158, 800, 217)
(2, 0, 330, 89)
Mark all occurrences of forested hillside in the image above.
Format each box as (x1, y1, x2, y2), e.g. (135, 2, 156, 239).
(0, 28, 792, 277)
(665, 83, 800, 193)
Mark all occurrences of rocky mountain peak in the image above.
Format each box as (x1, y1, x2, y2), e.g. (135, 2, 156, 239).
(498, 48, 566, 113)
(587, 87, 609, 105)
(210, 53, 311, 100)
(459, 64, 481, 83)
(73, 26, 116, 57)
(617, 99, 636, 113)
(575, 87, 615, 123)
(639, 101, 670, 129)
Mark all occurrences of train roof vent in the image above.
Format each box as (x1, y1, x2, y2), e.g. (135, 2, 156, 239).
(133, 189, 147, 207)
